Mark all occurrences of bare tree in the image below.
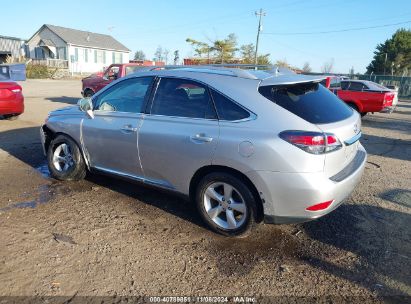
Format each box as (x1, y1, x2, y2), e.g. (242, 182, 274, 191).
(154, 46, 163, 62)
(173, 50, 180, 65)
(163, 49, 170, 65)
(321, 59, 334, 73)
(302, 62, 312, 73)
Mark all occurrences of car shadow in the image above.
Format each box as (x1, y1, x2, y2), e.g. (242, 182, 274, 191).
(362, 115, 411, 135)
(45, 96, 80, 105)
(301, 203, 411, 298)
(360, 134, 411, 162)
(0, 127, 206, 229)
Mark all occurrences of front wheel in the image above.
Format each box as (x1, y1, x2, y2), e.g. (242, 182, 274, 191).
(196, 172, 256, 237)
(47, 135, 86, 181)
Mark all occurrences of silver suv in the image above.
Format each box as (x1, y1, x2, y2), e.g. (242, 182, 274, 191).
(41, 67, 366, 236)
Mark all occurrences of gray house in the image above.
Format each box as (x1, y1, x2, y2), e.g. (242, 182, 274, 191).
(26, 24, 130, 73)
(0, 35, 25, 63)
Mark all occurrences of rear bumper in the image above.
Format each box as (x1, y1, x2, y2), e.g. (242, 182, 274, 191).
(247, 144, 367, 224)
(0, 96, 24, 115)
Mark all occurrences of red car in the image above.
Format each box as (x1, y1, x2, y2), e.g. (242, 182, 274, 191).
(0, 81, 24, 119)
(81, 63, 146, 97)
(323, 77, 395, 116)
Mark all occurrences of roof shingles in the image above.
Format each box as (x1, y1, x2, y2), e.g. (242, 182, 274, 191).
(45, 24, 130, 52)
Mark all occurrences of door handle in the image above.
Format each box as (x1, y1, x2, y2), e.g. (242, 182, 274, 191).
(190, 133, 213, 143)
(121, 125, 138, 133)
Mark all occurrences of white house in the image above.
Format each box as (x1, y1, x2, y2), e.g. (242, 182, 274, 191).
(26, 24, 130, 73)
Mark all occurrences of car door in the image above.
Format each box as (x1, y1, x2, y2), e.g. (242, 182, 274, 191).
(138, 77, 219, 193)
(81, 76, 154, 179)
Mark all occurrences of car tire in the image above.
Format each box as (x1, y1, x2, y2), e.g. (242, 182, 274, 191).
(195, 172, 256, 237)
(3, 114, 19, 120)
(47, 135, 86, 181)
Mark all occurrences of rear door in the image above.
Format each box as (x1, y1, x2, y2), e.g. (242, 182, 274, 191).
(138, 77, 219, 192)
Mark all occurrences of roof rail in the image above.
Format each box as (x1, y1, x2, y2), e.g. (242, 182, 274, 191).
(134, 64, 295, 79)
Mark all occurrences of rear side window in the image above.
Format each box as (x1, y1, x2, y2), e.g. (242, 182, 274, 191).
(348, 82, 365, 91)
(259, 82, 353, 124)
(211, 90, 250, 121)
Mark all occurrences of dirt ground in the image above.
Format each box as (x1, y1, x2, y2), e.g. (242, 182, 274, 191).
(0, 79, 410, 302)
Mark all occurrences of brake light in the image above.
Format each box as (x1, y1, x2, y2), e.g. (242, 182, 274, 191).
(279, 131, 342, 154)
(306, 200, 334, 211)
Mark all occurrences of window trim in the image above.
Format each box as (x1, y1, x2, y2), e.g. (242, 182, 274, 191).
(92, 76, 155, 114)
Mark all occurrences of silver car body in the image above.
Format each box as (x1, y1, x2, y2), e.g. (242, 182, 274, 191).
(41, 68, 366, 224)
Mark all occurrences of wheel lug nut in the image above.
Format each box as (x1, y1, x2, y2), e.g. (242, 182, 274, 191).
(228, 207, 232, 210)
(222, 197, 225, 201)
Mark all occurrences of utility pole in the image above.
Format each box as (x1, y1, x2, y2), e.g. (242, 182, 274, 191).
(383, 53, 387, 75)
(254, 8, 266, 67)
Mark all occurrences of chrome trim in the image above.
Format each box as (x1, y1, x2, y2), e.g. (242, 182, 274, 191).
(93, 166, 175, 190)
(344, 131, 362, 146)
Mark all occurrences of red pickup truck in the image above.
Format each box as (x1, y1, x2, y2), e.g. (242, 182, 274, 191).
(323, 78, 395, 116)
(81, 63, 146, 97)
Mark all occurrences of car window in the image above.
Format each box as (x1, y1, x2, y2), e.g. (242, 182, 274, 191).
(329, 77, 341, 88)
(94, 77, 153, 113)
(104, 66, 120, 79)
(211, 90, 250, 121)
(348, 82, 365, 91)
(151, 78, 217, 119)
(125, 66, 144, 75)
(341, 81, 349, 90)
(259, 82, 353, 124)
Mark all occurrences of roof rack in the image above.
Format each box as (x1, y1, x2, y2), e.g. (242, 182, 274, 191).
(134, 64, 295, 80)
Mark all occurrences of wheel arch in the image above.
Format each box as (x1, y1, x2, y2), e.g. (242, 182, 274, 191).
(42, 126, 90, 169)
(346, 100, 363, 112)
(189, 165, 264, 223)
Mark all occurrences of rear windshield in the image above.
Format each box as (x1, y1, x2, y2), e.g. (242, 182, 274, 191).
(259, 82, 353, 124)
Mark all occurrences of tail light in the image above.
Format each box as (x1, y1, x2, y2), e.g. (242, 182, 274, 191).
(8, 84, 22, 93)
(279, 131, 342, 154)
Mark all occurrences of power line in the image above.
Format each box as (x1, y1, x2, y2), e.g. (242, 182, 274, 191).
(262, 20, 411, 35)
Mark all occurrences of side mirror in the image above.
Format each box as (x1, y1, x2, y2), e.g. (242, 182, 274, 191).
(78, 97, 94, 119)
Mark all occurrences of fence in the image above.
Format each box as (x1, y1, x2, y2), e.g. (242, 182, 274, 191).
(353, 75, 411, 99)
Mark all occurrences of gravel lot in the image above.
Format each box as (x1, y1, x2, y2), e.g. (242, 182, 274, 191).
(0, 79, 410, 302)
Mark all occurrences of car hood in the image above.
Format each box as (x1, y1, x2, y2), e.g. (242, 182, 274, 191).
(49, 105, 81, 116)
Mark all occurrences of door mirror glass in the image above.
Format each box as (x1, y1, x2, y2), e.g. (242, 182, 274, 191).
(78, 97, 94, 118)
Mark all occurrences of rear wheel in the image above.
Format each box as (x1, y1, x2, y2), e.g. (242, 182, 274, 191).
(196, 172, 256, 237)
(47, 135, 86, 181)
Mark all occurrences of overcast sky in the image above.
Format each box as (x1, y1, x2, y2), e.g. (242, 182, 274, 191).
(3, 0, 411, 73)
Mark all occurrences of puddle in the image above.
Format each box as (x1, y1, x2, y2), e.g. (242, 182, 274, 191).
(207, 227, 300, 276)
(36, 163, 51, 178)
(0, 184, 53, 212)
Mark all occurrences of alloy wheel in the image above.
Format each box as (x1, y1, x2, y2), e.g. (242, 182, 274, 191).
(203, 182, 247, 230)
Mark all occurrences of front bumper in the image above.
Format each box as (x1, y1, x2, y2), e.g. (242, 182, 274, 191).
(246, 144, 367, 224)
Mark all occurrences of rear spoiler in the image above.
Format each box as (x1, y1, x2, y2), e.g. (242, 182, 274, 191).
(0, 64, 26, 81)
(259, 74, 326, 86)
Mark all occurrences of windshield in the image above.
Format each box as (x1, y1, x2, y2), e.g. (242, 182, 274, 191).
(259, 82, 353, 124)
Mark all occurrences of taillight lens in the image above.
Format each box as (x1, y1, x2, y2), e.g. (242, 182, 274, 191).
(306, 200, 334, 211)
(280, 131, 342, 154)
